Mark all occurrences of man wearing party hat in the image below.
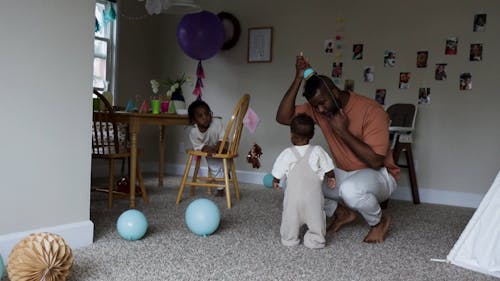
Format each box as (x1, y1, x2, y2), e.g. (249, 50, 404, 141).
(276, 53, 399, 243)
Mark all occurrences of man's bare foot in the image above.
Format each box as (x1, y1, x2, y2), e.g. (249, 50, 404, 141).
(363, 215, 391, 243)
(329, 203, 357, 232)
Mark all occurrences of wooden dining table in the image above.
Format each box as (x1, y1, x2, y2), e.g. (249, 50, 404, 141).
(113, 111, 191, 208)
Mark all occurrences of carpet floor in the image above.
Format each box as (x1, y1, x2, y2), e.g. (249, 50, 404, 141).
(7, 176, 497, 281)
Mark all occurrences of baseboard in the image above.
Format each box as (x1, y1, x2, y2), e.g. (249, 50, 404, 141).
(0, 220, 94, 264)
(391, 186, 483, 208)
(126, 162, 485, 209)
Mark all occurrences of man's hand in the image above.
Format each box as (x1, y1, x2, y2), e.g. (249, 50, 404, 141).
(328, 110, 349, 136)
(296, 52, 310, 79)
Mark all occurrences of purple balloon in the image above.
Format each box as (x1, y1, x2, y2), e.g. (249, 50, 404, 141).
(176, 11, 225, 61)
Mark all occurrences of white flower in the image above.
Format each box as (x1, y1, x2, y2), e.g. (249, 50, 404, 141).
(150, 80, 160, 93)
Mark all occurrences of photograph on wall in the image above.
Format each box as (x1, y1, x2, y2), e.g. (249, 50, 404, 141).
(460, 73, 472, 91)
(352, 44, 363, 60)
(363, 66, 374, 82)
(331, 62, 343, 78)
(324, 39, 334, 54)
(399, 72, 411, 89)
(435, 63, 447, 80)
(344, 79, 355, 91)
(384, 50, 396, 67)
(416, 51, 428, 68)
(473, 14, 487, 32)
(445, 37, 458, 55)
(469, 43, 483, 61)
(418, 88, 431, 104)
(375, 89, 386, 105)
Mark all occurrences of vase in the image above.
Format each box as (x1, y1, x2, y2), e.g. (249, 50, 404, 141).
(173, 100, 186, 111)
(171, 89, 185, 102)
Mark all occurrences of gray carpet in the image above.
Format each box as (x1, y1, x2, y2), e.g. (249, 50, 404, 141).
(12, 176, 499, 281)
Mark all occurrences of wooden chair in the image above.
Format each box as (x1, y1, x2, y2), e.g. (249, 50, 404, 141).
(176, 94, 250, 208)
(92, 90, 148, 208)
(386, 103, 420, 204)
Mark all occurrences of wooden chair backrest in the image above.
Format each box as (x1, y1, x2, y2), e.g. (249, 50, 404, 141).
(217, 94, 250, 157)
(92, 90, 121, 155)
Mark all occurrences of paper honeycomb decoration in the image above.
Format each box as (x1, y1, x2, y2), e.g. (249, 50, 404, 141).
(7, 232, 73, 281)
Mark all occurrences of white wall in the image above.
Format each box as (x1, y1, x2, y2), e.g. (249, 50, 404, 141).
(116, 0, 500, 206)
(0, 0, 94, 260)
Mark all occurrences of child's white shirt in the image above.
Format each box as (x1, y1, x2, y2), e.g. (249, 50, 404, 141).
(189, 117, 224, 150)
(271, 144, 335, 181)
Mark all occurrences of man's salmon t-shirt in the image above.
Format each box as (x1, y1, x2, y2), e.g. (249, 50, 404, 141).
(295, 92, 400, 180)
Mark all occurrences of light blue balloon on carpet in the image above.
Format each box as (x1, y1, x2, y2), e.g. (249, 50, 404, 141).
(116, 209, 148, 241)
(185, 199, 220, 237)
(263, 173, 274, 188)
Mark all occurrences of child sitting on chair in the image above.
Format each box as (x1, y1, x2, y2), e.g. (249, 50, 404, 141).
(187, 100, 225, 197)
(271, 113, 336, 249)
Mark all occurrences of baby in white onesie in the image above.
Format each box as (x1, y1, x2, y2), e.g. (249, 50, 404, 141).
(271, 114, 336, 249)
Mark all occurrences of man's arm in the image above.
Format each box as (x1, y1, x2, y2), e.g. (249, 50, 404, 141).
(276, 76, 302, 125)
(276, 54, 309, 125)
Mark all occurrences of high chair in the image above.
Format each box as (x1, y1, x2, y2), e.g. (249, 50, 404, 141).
(176, 94, 250, 208)
(386, 103, 420, 204)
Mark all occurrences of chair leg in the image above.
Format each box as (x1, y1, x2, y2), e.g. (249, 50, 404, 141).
(230, 159, 240, 201)
(222, 159, 231, 208)
(137, 163, 148, 203)
(108, 159, 115, 208)
(177, 154, 193, 204)
(190, 157, 201, 197)
(404, 144, 420, 204)
(392, 144, 402, 165)
(206, 168, 213, 195)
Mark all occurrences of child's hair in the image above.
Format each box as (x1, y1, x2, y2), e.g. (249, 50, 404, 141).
(291, 113, 315, 139)
(187, 99, 212, 123)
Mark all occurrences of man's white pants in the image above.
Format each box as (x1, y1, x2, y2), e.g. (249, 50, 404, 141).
(323, 167, 397, 226)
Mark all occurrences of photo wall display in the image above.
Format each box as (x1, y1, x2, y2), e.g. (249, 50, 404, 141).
(326, 16, 346, 86)
(328, 12, 489, 106)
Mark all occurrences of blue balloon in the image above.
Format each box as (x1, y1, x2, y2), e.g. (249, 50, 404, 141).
(263, 173, 274, 188)
(176, 11, 225, 61)
(185, 199, 220, 236)
(116, 209, 148, 241)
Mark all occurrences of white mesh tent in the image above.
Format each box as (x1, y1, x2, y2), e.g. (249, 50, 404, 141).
(447, 171, 500, 278)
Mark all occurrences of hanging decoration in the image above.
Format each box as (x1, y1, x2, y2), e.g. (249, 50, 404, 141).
(176, 11, 225, 99)
(95, 17, 100, 32)
(193, 61, 205, 99)
(243, 107, 260, 134)
(102, 2, 117, 25)
(144, 0, 200, 15)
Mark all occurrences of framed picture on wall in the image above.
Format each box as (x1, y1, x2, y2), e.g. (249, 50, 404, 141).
(247, 27, 273, 63)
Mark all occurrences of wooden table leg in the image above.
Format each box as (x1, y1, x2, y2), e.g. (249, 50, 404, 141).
(159, 125, 165, 188)
(129, 121, 139, 208)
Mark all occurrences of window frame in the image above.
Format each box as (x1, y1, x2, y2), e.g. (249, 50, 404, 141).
(94, 0, 117, 99)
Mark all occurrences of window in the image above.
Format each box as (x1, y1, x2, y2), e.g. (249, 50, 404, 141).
(94, 1, 117, 95)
